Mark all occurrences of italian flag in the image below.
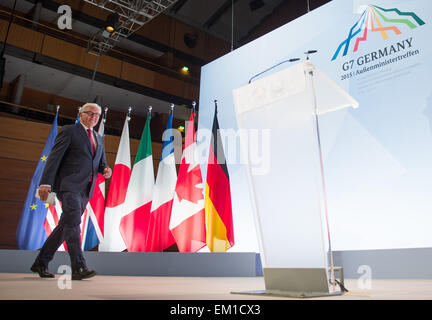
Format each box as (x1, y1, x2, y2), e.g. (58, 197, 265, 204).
(119, 114, 154, 252)
(99, 116, 131, 252)
(169, 111, 206, 252)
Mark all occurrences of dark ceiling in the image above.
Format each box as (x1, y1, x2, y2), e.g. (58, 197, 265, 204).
(166, 0, 332, 48)
(1, 0, 331, 120)
(166, 0, 287, 47)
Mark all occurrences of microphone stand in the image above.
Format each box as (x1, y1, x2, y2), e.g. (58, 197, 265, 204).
(248, 58, 300, 84)
(302, 49, 343, 293)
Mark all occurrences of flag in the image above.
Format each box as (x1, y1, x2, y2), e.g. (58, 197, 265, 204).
(38, 109, 73, 252)
(75, 108, 81, 124)
(119, 114, 154, 252)
(80, 118, 106, 250)
(169, 111, 206, 252)
(204, 104, 234, 252)
(145, 112, 177, 251)
(81, 175, 105, 250)
(16, 114, 58, 249)
(44, 200, 66, 251)
(99, 115, 131, 251)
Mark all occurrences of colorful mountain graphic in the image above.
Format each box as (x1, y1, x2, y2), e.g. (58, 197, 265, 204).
(332, 5, 425, 61)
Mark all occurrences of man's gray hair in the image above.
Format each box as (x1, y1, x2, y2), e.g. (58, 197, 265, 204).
(81, 103, 102, 114)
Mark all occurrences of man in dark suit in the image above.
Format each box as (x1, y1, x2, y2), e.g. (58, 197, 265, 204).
(31, 103, 112, 280)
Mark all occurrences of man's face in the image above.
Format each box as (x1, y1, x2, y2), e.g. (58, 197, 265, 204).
(80, 105, 101, 129)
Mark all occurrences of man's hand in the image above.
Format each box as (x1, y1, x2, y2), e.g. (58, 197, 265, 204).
(38, 185, 52, 202)
(103, 167, 112, 179)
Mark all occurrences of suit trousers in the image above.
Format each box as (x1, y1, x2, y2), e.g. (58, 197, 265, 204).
(37, 185, 90, 271)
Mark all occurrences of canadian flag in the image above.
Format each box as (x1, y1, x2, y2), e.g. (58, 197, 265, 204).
(169, 111, 206, 252)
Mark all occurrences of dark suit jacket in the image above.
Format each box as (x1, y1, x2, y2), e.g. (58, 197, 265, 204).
(40, 123, 109, 198)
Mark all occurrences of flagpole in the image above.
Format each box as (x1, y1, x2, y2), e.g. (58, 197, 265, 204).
(214, 100, 218, 114)
(103, 107, 108, 124)
(56, 105, 60, 115)
(127, 107, 132, 121)
(75, 106, 81, 124)
(98, 107, 108, 137)
(212, 100, 218, 167)
(192, 101, 196, 114)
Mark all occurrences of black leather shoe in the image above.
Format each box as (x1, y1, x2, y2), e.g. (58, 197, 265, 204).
(72, 267, 96, 280)
(30, 261, 55, 278)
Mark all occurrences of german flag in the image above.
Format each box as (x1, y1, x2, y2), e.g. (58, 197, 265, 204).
(204, 101, 234, 252)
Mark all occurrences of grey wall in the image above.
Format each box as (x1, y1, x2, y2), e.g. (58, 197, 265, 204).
(0, 250, 258, 277)
(333, 248, 432, 279)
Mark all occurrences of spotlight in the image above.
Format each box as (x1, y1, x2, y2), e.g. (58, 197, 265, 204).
(104, 12, 119, 33)
(184, 33, 198, 49)
(181, 66, 189, 72)
(249, 0, 265, 11)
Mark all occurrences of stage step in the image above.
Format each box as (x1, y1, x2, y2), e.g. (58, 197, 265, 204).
(0, 250, 263, 277)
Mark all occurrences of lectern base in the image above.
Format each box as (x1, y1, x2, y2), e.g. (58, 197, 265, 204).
(231, 267, 346, 298)
(231, 289, 344, 299)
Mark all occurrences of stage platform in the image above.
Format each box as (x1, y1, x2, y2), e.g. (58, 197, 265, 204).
(2, 248, 432, 279)
(1, 249, 432, 300)
(1, 273, 432, 300)
(0, 250, 262, 277)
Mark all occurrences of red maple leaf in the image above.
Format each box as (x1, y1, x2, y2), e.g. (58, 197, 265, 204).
(176, 159, 204, 204)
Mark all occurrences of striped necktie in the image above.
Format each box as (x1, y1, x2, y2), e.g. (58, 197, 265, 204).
(87, 129, 96, 155)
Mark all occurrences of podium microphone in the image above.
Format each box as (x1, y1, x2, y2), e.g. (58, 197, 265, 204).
(304, 50, 317, 60)
(248, 58, 300, 84)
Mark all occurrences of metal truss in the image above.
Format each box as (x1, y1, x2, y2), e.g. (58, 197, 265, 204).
(84, 0, 178, 55)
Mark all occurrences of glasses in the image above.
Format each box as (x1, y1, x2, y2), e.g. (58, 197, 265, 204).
(82, 111, 101, 118)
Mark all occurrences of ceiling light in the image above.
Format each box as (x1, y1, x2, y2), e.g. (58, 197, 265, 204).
(104, 12, 119, 33)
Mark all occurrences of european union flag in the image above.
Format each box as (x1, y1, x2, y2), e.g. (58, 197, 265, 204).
(16, 114, 58, 249)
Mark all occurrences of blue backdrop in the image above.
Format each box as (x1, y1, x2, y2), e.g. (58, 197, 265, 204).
(198, 0, 432, 251)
